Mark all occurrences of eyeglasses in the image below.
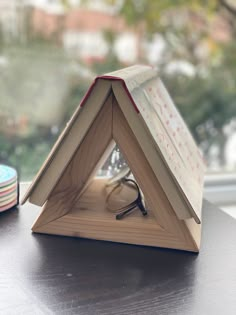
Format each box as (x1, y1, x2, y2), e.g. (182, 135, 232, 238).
(105, 167, 148, 220)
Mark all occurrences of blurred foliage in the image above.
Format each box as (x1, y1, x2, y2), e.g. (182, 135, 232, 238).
(1, 0, 236, 179)
(164, 60, 236, 164)
(91, 30, 123, 74)
(0, 39, 90, 179)
(116, 0, 236, 166)
(119, 0, 219, 31)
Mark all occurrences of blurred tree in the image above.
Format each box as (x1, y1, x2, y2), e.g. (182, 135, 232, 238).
(0, 38, 89, 179)
(90, 30, 122, 75)
(113, 0, 236, 167)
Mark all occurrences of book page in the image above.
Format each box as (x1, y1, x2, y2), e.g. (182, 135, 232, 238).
(129, 77, 205, 220)
(111, 65, 205, 221)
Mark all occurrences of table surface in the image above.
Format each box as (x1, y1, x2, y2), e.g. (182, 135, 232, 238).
(1, 185, 236, 315)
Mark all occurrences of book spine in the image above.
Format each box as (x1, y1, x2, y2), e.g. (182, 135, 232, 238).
(90, 76, 140, 113)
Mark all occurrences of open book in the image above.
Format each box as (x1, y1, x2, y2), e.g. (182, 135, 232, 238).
(22, 65, 205, 225)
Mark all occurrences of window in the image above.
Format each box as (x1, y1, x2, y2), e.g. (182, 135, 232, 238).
(0, 1, 236, 210)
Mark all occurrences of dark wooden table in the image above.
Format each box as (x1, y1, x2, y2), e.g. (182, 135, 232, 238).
(1, 185, 236, 315)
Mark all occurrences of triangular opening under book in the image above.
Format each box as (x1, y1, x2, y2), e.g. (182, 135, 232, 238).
(30, 92, 201, 252)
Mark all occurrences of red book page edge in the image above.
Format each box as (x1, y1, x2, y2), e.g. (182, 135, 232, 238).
(80, 76, 140, 114)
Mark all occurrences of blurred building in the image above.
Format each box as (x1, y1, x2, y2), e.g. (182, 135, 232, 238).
(30, 1, 139, 64)
(0, 0, 29, 42)
(0, 0, 20, 40)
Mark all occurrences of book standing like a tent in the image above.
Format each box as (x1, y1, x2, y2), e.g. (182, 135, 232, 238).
(22, 65, 205, 252)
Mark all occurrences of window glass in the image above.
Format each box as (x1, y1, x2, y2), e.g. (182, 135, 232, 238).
(0, 0, 236, 180)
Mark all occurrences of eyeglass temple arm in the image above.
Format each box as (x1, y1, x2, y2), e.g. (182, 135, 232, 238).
(116, 204, 139, 220)
(116, 193, 147, 220)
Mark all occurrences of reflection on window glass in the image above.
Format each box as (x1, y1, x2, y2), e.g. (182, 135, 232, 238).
(0, 0, 236, 180)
